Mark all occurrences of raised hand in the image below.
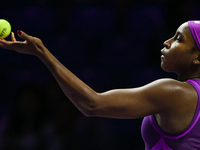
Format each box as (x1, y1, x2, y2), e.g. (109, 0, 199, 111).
(0, 30, 47, 57)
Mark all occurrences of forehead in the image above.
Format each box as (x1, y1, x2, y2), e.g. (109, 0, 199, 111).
(176, 22, 195, 41)
(176, 22, 190, 36)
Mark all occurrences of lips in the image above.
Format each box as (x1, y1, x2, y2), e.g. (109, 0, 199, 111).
(160, 48, 165, 59)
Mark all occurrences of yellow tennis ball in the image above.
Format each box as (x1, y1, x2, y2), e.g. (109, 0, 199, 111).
(0, 19, 11, 39)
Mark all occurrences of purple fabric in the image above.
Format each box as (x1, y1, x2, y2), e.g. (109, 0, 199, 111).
(151, 137, 172, 150)
(141, 79, 200, 150)
(188, 21, 200, 50)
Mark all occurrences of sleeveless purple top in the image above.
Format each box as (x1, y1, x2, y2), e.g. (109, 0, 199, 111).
(141, 79, 200, 150)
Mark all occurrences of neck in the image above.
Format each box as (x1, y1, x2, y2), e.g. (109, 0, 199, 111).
(177, 72, 200, 81)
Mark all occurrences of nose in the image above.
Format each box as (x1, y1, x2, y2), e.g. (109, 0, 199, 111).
(163, 38, 172, 49)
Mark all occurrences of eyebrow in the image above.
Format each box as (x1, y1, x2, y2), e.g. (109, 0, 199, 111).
(176, 31, 185, 39)
(177, 31, 183, 36)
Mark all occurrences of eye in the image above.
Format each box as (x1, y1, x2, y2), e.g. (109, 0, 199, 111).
(176, 36, 181, 42)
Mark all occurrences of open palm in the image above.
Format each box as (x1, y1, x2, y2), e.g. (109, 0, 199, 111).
(0, 31, 46, 57)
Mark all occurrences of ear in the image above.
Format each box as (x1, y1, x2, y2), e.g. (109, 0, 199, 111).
(193, 57, 200, 65)
(193, 51, 200, 64)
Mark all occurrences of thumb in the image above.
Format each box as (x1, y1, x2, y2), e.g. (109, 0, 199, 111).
(17, 30, 33, 42)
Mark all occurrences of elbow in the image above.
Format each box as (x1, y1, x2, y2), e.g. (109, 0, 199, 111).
(77, 93, 101, 117)
(82, 105, 98, 117)
(82, 111, 93, 117)
(81, 98, 100, 117)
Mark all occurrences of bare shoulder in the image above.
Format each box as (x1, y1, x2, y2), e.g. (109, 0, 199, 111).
(149, 78, 198, 133)
(143, 78, 195, 95)
(144, 78, 198, 113)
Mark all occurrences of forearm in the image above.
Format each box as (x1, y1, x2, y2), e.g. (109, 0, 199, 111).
(38, 48, 98, 115)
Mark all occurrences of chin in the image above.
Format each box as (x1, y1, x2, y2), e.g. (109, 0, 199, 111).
(161, 64, 172, 73)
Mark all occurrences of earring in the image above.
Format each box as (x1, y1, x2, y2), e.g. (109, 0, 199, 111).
(194, 60, 197, 64)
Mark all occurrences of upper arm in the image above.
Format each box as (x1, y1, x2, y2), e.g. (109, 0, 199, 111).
(89, 78, 191, 119)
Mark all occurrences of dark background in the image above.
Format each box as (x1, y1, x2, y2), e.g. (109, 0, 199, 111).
(0, 0, 200, 149)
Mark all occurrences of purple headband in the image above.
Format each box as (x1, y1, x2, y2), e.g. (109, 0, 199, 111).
(188, 21, 200, 50)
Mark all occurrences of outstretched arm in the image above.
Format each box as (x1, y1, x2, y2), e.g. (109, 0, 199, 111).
(0, 31, 100, 115)
(0, 31, 193, 119)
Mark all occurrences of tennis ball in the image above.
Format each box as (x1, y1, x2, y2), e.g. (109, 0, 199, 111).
(0, 19, 11, 39)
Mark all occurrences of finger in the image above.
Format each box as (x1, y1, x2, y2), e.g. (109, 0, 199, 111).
(17, 30, 34, 42)
(0, 37, 24, 50)
(11, 32, 16, 42)
(0, 40, 13, 50)
(0, 38, 6, 42)
(0, 38, 9, 47)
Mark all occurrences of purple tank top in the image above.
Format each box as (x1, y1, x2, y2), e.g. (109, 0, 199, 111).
(141, 79, 200, 150)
